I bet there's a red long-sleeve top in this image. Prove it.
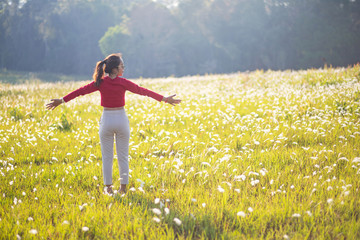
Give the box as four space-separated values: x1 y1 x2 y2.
63 76 164 107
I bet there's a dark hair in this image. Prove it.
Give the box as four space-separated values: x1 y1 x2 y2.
93 53 122 87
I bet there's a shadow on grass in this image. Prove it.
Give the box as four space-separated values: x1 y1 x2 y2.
112 192 236 239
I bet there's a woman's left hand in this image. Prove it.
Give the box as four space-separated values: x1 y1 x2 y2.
163 94 181 106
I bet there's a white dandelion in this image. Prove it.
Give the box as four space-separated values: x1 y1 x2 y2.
237 211 246 217
250 179 259 186
173 218 182 226
153 217 161 223
217 186 225 193
29 229 38 234
152 208 162 215
82 226 89 232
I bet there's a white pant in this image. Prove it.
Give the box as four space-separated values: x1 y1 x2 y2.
99 109 130 185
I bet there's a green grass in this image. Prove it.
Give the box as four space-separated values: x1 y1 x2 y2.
1 65 360 239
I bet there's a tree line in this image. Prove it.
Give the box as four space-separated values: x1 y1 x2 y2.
1 0 359 79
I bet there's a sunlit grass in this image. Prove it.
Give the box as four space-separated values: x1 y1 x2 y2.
1 65 360 239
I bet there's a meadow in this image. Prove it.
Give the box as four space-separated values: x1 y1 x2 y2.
1 66 360 239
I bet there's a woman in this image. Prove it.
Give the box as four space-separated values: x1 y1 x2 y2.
46 53 181 194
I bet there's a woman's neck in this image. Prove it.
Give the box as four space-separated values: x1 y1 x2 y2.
109 74 117 79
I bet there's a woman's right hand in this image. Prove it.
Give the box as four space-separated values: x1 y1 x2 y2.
163 94 181 106
46 99 63 110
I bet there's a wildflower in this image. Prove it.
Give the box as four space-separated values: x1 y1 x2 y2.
82 227 89 232
152 208 162 215
248 207 253 213
292 213 301 218
153 217 161 223
164 208 170 215
173 218 182 226
62 220 70 225
237 211 246 217
154 198 160 204
202 203 206 208
217 186 225 193
201 162 211 166
250 179 259 186
29 229 38 234
27 217 33 221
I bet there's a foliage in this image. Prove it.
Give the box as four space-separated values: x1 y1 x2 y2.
0 0 360 79
1 66 360 239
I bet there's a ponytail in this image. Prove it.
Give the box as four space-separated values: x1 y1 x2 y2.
93 54 122 87
93 60 106 87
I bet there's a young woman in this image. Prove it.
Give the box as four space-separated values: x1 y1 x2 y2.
46 53 181 194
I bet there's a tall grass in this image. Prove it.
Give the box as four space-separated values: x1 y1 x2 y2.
1 65 360 239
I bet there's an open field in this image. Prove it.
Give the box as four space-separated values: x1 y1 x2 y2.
1 66 360 239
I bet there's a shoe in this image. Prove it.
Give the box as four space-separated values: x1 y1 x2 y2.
105 186 113 195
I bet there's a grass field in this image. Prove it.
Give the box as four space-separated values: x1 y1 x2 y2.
1 66 360 239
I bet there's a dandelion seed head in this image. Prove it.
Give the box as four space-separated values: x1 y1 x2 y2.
173 218 182 226
152 208 162 215
237 211 246 217
217 186 225 193
29 229 38 234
